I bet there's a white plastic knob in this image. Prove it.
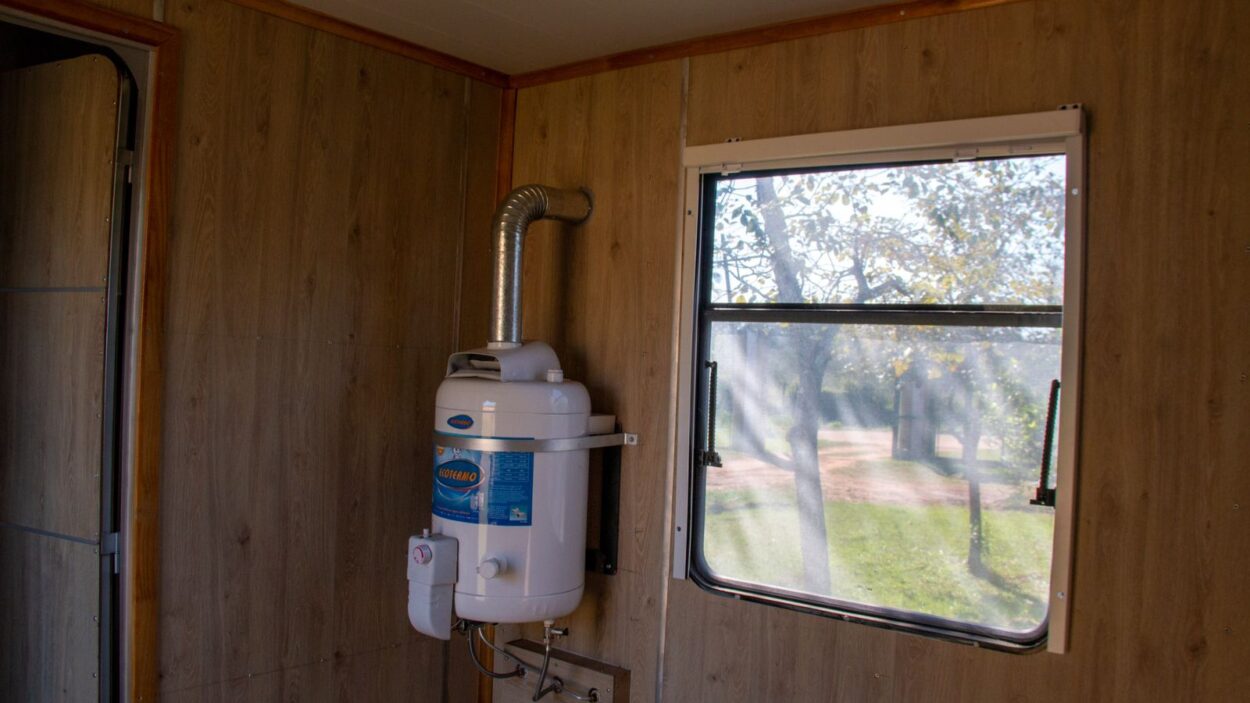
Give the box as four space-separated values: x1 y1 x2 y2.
478 557 505 579
412 544 433 565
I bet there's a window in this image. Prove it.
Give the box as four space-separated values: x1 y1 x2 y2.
673 110 1084 652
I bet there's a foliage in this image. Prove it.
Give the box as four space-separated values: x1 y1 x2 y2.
711 156 1066 475
703 488 1053 633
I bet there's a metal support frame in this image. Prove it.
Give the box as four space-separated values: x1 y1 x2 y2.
433 432 637 453
586 441 621 576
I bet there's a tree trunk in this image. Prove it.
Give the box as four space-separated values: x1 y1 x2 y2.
788 331 833 595
755 177 834 595
963 384 985 576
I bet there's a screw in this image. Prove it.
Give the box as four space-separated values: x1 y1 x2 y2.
1057 591 1066 600
1234 503 1241 511
1071 188 1080 196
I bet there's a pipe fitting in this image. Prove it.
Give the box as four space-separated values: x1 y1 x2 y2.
489 184 593 348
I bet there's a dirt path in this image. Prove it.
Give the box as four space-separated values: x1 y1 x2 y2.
706 428 1030 509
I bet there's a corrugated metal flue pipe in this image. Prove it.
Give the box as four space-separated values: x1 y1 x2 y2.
489 184 593 348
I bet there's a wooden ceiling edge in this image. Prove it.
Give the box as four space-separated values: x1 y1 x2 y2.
220 0 1029 91
507 0 1032 88
222 0 510 87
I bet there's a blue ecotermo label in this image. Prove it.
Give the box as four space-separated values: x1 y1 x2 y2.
447 414 474 430
432 442 533 526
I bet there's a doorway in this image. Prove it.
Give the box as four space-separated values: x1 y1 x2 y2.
1 20 137 702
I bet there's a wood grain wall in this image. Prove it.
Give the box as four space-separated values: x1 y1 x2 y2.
147 0 498 699
500 0 1250 700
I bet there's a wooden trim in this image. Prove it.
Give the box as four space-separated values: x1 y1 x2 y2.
507 0 1027 88
0 2 179 701
495 88 517 201
129 27 178 703
222 0 508 87
0 0 174 44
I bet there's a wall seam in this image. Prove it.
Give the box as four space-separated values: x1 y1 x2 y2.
654 55 691 703
450 76 472 358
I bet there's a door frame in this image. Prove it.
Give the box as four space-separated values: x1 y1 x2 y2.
0 2 177 700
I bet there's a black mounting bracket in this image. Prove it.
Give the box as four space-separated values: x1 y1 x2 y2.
585 434 622 576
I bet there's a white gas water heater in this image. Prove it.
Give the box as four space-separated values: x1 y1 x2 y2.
407 185 634 699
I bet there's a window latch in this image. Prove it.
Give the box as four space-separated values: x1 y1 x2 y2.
1030 379 1061 508
698 360 723 468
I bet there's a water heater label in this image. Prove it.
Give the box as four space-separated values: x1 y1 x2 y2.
447 414 474 430
432 444 533 526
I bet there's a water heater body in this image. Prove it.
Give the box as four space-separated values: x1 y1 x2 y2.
432 367 591 624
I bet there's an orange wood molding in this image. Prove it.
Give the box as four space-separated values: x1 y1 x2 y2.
223 0 509 87
130 25 178 703
509 0 1028 88
0 0 174 43
0 2 179 701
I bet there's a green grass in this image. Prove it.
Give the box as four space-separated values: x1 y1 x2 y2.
703 489 1054 632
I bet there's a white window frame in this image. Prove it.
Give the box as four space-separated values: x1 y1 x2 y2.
669 107 1086 653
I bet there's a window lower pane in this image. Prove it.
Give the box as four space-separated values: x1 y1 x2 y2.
700 321 1059 636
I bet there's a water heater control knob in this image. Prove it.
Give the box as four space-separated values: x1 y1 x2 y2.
412 544 433 565
477 557 506 579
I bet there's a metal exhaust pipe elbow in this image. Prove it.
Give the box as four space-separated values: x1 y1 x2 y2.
488 184 593 348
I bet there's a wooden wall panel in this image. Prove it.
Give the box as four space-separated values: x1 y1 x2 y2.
0 56 117 288
155 0 498 697
502 60 685 702
658 0 1250 701
0 529 100 701
494 0 1250 700
455 79 503 352
0 293 105 540
160 638 447 702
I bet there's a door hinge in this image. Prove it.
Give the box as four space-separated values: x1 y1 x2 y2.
118 149 135 184
100 531 121 574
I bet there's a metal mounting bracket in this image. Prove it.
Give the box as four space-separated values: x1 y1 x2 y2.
433 432 638 453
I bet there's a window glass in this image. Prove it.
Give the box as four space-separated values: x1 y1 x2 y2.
701 322 1059 634
709 157 1066 306
694 153 1067 642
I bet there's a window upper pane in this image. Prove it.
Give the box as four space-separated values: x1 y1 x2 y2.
709 156 1066 306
